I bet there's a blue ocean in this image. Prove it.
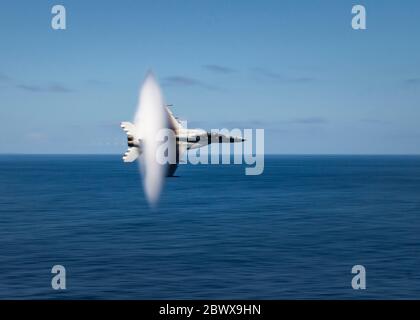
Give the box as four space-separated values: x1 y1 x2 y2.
0 155 419 299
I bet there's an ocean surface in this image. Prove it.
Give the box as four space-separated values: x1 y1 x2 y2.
0 155 419 299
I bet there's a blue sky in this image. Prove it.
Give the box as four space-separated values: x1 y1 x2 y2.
0 0 419 154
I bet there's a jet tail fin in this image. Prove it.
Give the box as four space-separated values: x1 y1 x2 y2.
166 106 184 130
121 121 137 138
123 147 140 162
121 121 141 162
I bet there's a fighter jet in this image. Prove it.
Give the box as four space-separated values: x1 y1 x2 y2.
120 73 244 205
121 105 245 177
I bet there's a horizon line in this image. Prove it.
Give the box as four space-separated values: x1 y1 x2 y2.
1 153 420 156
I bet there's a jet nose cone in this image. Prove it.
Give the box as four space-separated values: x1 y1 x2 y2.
230 136 245 142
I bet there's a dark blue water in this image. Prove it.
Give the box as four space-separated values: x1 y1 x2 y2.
0 155 419 299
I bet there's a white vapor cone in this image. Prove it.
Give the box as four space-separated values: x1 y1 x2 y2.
134 73 168 206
